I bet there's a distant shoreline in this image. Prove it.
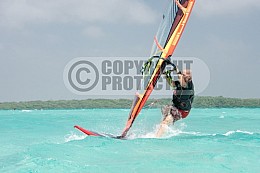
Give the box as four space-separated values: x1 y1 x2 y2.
0 96 260 110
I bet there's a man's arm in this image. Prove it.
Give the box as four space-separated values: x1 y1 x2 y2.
162 58 181 87
162 71 176 88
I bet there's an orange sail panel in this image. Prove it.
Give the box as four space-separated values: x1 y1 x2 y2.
121 0 195 138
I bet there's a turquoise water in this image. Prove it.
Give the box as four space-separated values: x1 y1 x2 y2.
0 108 259 173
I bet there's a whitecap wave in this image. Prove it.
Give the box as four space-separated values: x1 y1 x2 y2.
21 110 32 112
223 130 254 136
236 130 254 134
223 131 235 136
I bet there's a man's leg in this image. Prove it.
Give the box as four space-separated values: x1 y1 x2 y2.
156 105 182 137
156 105 174 137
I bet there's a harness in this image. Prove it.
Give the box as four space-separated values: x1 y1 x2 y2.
172 80 194 111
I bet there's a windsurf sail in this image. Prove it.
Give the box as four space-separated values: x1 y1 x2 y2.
120 0 195 138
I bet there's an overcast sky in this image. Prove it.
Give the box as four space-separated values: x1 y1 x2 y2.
0 0 259 102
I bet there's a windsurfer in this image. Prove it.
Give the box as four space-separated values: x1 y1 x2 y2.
156 65 194 137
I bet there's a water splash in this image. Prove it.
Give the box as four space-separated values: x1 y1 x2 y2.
64 132 86 142
127 122 190 139
127 124 256 140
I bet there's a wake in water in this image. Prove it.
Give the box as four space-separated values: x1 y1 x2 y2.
65 122 257 141
127 122 192 139
125 122 257 140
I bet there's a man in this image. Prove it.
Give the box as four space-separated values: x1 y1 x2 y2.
156 60 194 137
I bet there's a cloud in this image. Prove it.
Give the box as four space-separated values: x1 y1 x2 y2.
0 0 157 28
0 43 3 51
82 26 105 39
195 0 260 17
